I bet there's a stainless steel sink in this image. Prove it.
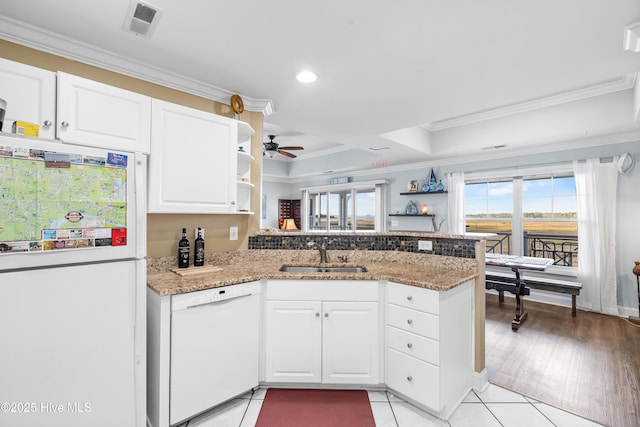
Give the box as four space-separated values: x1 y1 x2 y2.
280 265 368 273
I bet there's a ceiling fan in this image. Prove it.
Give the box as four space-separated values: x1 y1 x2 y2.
263 135 304 159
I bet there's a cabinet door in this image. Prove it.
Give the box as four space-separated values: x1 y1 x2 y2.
0 58 56 139
322 301 379 384
264 300 322 383
57 72 151 153
148 99 238 213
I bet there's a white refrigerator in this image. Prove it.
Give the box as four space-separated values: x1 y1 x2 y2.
0 134 146 427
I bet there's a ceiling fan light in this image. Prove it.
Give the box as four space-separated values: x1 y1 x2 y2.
296 70 318 83
265 150 277 159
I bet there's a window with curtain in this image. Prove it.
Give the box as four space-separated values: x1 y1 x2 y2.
465 174 578 267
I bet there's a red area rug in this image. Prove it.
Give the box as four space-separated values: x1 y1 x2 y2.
255 388 376 427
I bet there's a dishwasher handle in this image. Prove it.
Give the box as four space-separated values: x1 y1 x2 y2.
180 292 255 311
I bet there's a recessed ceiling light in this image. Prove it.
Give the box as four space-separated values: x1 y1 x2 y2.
296 70 318 83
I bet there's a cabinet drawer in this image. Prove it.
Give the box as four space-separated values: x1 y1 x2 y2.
266 280 379 302
387 281 439 315
387 304 439 340
386 348 439 409
386 326 439 366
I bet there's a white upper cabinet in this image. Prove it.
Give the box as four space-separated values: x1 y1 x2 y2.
148 99 238 214
57 72 151 153
0 58 56 139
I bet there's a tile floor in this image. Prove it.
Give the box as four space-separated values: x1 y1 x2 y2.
181 384 603 427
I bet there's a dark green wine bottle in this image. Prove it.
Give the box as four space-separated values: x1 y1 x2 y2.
178 228 190 268
194 227 205 267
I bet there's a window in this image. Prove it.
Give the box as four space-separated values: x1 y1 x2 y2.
522 176 577 266
302 180 386 232
465 180 514 255
465 173 577 267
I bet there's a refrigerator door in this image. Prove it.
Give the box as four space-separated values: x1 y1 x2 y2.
0 133 146 270
0 259 146 427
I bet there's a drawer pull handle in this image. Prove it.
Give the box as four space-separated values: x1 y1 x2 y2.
324 313 329 318
406 376 413 382
407 343 413 349
407 319 413 325
61 121 69 128
315 312 320 317
407 295 413 301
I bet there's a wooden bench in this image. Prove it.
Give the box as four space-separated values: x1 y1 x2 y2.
486 270 582 317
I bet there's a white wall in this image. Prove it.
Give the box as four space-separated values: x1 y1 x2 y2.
261 180 300 229
263 140 640 314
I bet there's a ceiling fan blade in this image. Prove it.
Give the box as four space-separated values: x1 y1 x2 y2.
277 146 304 150
278 150 297 158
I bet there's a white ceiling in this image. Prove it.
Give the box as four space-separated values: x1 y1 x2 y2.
2 0 640 172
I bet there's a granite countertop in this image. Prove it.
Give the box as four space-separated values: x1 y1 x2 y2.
147 250 479 296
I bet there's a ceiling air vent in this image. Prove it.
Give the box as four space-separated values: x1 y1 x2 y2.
122 0 163 39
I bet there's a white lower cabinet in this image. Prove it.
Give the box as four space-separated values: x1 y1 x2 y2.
264 300 322 382
322 301 379 383
385 280 474 419
264 280 380 385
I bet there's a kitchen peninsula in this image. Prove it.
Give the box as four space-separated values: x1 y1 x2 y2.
146 248 478 295
146 231 489 427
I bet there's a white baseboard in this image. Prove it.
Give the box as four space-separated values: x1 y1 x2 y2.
618 305 640 318
470 369 489 393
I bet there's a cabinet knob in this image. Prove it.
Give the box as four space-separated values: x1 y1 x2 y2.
42 120 52 128
407 319 413 325
406 376 413 382
315 312 320 317
324 313 329 318
407 295 413 301
407 343 413 349
61 121 69 128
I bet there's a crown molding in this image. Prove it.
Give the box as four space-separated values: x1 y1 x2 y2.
624 21 640 52
0 15 273 115
425 75 636 132
263 130 640 182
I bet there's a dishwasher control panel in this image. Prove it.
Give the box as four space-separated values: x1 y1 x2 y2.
171 281 261 311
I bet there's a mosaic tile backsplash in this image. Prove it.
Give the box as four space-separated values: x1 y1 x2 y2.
248 232 479 259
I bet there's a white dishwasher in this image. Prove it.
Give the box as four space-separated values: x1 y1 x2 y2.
169 281 261 425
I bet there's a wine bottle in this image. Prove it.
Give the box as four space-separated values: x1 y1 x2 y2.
194 227 205 267
178 228 190 268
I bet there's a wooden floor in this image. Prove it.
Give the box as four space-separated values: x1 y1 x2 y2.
485 295 640 427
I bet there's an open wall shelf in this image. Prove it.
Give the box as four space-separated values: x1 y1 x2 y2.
399 191 447 195
389 214 435 217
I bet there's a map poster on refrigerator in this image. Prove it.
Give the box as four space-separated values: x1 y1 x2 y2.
0 145 128 254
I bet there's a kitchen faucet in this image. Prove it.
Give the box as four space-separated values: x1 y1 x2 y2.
307 237 329 263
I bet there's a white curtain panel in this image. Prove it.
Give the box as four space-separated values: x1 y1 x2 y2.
447 172 466 234
573 158 619 314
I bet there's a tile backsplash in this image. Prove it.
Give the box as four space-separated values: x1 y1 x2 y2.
248 233 478 259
